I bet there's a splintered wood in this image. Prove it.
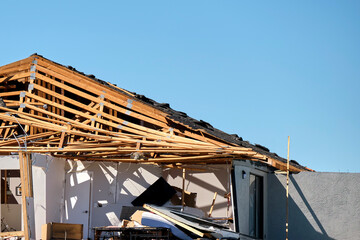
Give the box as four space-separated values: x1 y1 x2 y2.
0 55 303 171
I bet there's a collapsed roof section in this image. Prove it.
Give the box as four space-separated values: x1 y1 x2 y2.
0 54 309 172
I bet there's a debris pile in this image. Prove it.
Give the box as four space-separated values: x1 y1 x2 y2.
94 177 255 240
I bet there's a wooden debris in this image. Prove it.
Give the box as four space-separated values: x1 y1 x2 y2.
208 192 218 217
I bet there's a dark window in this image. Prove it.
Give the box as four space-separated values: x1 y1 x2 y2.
1 170 21 204
249 174 263 238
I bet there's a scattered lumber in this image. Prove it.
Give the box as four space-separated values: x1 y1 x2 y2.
143 204 248 239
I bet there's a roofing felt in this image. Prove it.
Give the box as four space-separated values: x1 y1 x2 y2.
27 54 308 171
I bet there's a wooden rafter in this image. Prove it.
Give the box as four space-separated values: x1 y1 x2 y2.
0 55 307 172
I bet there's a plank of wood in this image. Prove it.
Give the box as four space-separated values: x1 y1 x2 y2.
208 192 218 217
26 92 214 147
182 168 186 210
95 95 105 134
0 131 59 147
0 231 25 237
143 204 204 237
19 152 30 240
0 113 65 133
0 56 307 172
50 222 83 240
35 62 168 121
26 91 169 140
0 72 30 84
35 72 168 128
31 83 185 141
0 106 68 126
22 104 131 139
0 56 33 72
0 64 31 77
0 124 17 129
34 64 239 148
0 90 23 97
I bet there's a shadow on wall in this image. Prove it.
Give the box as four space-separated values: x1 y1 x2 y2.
162 166 232 217
267 174 335 240
116 163 161 204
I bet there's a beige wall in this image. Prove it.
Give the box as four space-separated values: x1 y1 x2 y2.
163 164 233 219
1 204 22 231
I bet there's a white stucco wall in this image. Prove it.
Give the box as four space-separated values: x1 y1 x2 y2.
32 164 46 239
32 154 65 239
2 155 253 239
63 160 162 237
0 155 19 170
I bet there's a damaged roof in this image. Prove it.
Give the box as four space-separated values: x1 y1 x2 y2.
0 54 310 172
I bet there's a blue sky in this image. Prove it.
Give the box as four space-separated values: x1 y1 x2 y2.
1 1 359 172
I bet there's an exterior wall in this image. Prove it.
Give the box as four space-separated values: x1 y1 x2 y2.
63 160 162 238
2 155 167 239
0 155 19 170
32 154 65 239
1 177 22 230
163 164 233 219
267 172 360 240
0 155 21 234
32 163 46 239
44 157 65 223
232 160 268 238
1 204 21 230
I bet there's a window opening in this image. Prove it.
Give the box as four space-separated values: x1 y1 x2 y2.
249 173 263 238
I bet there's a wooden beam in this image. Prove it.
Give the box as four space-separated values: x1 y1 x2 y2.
34 72 168 128
19 152 31 240
0 56 308 173
0 90 24 97
0 131 59 147
0 55 33 72
0 231 25 238
27 87 176 140
286 136 290 240
208 192 218 217
143 204 204 237
182 168 186 211
34 62 168 121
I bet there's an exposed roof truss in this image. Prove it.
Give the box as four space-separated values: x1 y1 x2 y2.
0 55 306 172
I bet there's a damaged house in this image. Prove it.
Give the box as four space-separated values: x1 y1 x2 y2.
0 54 358 240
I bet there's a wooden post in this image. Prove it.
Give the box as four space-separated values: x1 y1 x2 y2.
286 136 290 240
208 192 217 217
19 152 32 240
181 168 186 211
